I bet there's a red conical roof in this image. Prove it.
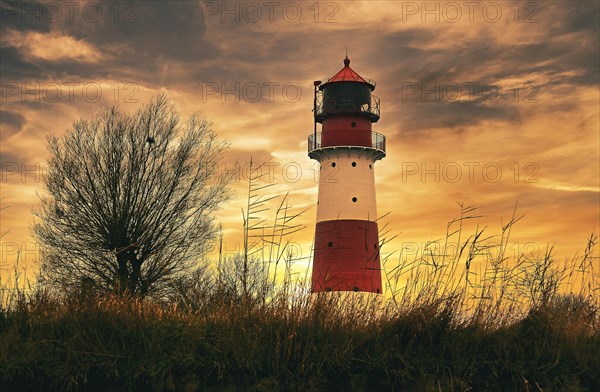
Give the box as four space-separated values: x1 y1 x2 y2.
321 56 375 89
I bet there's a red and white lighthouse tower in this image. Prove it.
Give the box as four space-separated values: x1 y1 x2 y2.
308 56 386 294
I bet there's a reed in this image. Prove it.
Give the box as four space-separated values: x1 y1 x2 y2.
1 185 598 391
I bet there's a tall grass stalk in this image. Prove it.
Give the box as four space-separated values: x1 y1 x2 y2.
1 185 598 390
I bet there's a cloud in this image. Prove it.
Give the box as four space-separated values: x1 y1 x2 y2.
0 110 25 138
0 0 52 33
3 30 103 62
0 45 41 80
57 1 215 62
0 0 597 263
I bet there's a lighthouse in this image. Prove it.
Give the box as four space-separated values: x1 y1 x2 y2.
308 56 385 294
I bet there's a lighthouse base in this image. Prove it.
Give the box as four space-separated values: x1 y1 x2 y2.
312 219 382 294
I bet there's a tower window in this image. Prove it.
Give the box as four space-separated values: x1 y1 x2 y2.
351 121 357 128
327 242 333 248
369 164 372 169
374 243 378 249
353 287 360 292
352 197 357 203
331 162 336 168
351 162 357 167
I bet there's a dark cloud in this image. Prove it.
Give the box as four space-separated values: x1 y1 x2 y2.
58 0 215 62
547 1 599 34
0 44 111 82
2 1 597 90
1 1 221 87
0 110 26 138
0 0 52 34
0 46 41 80
494 39 599 87
396 101 521 132
0 149 27 166
366 4 599 134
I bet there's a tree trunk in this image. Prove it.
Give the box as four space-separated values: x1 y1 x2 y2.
130 258 142 296
116 252 129 295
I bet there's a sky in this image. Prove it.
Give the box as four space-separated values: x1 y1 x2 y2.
1 0 599 287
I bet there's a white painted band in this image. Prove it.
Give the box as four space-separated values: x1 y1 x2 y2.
316 152 378 222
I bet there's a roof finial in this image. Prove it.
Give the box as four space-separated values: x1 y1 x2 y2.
343 52 350 67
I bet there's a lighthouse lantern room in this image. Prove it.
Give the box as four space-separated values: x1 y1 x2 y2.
308 56 385 294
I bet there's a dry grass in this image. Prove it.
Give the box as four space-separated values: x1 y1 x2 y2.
1 176 598 391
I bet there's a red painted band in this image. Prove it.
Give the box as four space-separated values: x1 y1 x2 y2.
312 219 382 293
322 115 373 148
322 116 372 132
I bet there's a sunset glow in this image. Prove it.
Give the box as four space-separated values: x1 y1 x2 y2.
1 1 598 289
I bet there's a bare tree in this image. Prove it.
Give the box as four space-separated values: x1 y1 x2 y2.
33 94 230 297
